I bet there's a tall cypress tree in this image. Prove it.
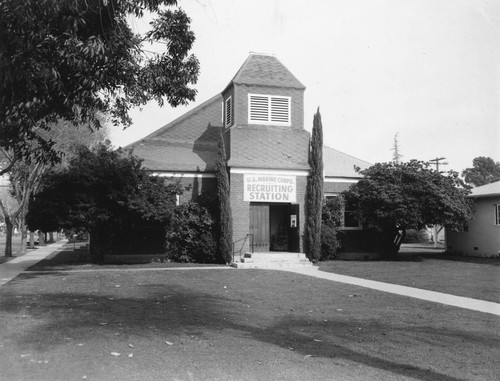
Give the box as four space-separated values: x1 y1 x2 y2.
215 128 233 264
305 108 324 261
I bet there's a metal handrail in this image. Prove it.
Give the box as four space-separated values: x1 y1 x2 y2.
232 233 254 263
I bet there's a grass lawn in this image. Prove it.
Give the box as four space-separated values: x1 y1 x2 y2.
0 258 499 380
319 252 500 304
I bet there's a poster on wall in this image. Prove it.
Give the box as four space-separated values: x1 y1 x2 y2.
244 174 296 203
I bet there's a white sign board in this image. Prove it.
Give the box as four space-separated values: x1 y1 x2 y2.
244 174 296 203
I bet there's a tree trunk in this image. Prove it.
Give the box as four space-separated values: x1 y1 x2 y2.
39 231 45 245
394 228 406 254
381 227 406 259
88 232 105 265
4 217 13 257
19 221 28 254
29 231 35 249
49 232 54 243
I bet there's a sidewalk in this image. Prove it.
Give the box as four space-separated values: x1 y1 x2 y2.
287 266 500 316
0 240 68 286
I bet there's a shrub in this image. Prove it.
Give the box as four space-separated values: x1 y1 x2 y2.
165 202 216 263
321 224 340 260
320 197 343 260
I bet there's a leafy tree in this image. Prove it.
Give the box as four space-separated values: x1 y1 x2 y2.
215 129 233 264
0 157 45 257
26 142 180 263
305 109 324 261
0 0 199 164
0 120 108 257
344 160 473 258
462 156 500 186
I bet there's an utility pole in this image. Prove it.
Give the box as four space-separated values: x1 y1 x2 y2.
428 157 448 173
428 157 448 249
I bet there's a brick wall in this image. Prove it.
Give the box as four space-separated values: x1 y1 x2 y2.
229 172 250 254
230 172 308 254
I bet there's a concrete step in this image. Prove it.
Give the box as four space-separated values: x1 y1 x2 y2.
243 252 307 259
232 251 313 269
231 261 313 269
241 257 310 263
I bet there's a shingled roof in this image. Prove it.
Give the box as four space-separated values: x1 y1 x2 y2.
225 54 305 90
323 146 372 178
228 125 310 170
126 95 223 172
127 54 371 177
469 180 500 198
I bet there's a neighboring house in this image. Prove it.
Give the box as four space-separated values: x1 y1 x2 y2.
446 180 500 257
129 53 370 256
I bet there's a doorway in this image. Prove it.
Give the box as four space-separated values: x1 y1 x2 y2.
249 203 300 252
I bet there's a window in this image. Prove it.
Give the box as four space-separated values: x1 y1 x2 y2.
248 94 291 125
495 204 500 225
344 204 360 228
224 96 232 127
343 199 361 229
324 195 361 230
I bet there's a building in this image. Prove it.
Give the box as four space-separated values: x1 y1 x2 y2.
128 54 370 261
446 180 500 257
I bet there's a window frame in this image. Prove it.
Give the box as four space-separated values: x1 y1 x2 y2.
248 94 291 126
495 204 500 225
324 194 362 231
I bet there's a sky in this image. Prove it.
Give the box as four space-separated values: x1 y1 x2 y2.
109 0 500 174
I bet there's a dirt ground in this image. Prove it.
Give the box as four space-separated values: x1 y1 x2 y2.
0 252 498 380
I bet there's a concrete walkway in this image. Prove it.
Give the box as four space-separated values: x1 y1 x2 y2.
0 240 68 286
2 243 499 317
287 266 500 317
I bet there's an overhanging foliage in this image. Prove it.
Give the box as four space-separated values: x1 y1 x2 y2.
0 0 199 163
344 160 473 256
26 142 181 263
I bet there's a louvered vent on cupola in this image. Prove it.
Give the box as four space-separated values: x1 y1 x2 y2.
224 96 232 127
248 94 291 126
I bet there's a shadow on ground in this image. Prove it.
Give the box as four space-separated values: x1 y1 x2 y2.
1 270 498 381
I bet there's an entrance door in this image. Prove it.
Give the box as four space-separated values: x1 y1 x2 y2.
270 205 289 251
250 203 300 253
249 203 269 252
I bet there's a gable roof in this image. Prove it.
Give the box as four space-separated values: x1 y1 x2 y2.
126 55 371 176
226 54 306 91
323 146 372 178
469 180 500 198
126 95 223 172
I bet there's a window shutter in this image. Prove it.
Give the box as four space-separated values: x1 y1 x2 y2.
248 94 291 125
249 95 269 122
225 97 232 127
270 96 290 124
